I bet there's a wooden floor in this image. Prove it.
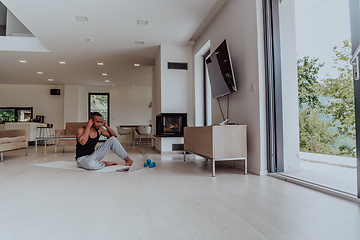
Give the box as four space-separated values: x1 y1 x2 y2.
0 146 360 240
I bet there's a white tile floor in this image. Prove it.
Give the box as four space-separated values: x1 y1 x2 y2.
0 145 360 240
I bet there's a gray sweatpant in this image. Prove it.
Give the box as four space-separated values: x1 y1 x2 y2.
76 136 128 170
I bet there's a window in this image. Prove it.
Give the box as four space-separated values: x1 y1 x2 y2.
88 93 110 141
0 107 33 122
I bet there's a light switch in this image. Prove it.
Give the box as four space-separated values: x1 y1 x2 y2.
251 83 256 91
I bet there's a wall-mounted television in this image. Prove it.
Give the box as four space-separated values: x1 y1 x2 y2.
206 39 237 98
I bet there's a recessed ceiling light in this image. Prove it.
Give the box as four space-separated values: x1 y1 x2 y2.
102 73 108 76
97 62 104 66
133 85 135 87
135 41 144 45
19 60 27 63
48 79 54 82
37 72 43 74
112 85 115 87
85 38 95 42
59 61 66 64
76 16 88 21
105 80 110 83
137 19 148 25
134 63 140 67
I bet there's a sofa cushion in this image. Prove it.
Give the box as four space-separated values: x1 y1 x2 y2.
7 136 26 143
0 136 26 144
0 137 10 144
65 122 87 135
0 142 27 152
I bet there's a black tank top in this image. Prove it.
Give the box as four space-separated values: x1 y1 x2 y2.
76 127 100 159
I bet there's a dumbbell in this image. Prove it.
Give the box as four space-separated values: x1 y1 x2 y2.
143 158 156 168
144 158 152 167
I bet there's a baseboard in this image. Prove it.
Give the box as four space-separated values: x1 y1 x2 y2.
158 150 184 154
222 161 267 176
245 167 268 176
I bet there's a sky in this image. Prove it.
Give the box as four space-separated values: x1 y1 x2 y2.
295 0 351 79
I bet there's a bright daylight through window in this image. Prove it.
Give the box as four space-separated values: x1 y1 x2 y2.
289 0 357 195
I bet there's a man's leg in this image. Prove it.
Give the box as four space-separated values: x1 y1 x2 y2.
94 137 133 165
76 154 106 170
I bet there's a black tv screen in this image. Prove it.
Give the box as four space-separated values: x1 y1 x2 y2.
206 40 237 98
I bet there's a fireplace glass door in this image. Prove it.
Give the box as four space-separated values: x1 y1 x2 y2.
156 113 187 137
163 116 181 135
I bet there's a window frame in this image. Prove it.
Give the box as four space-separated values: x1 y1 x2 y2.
88 93 110 125
0 107 33 122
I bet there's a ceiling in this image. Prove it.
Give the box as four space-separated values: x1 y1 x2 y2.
0 0 224 87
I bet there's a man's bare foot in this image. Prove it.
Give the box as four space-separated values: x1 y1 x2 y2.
124 156 133 166
102 161 118 166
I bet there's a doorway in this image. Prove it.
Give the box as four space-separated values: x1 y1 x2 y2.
88 93 109 141
265 0 359 199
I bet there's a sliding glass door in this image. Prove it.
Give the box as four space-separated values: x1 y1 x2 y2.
265 0 359 199
349 0 360 198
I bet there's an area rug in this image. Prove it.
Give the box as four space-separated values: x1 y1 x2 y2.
32 161 127 173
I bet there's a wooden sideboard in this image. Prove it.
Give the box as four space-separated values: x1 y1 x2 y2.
184 125 247 177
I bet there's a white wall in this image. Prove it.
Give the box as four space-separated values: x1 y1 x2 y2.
279 0 300 172
192 0 267 175
0 83 151 144
153 45 194 152
64 85 80 123
6 9 32 36
0 84 64 129
160 45 193 115
64 85 152 143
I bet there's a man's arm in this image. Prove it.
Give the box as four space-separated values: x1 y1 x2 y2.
77 119 93 145
99 120 117 138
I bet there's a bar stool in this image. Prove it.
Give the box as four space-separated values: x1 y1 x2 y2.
37 123 55 145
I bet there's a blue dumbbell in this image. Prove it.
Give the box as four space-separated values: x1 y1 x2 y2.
149 162 156 168
144 158 152 167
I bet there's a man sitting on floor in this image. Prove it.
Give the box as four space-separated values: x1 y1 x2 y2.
76 112 133 170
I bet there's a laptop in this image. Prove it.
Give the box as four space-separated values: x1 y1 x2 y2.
116 157 145 172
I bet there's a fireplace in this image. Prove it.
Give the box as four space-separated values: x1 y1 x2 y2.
156 113 187 137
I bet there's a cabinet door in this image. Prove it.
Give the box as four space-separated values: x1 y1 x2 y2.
194 126 213 158
184 126 213 158
213 125 247 159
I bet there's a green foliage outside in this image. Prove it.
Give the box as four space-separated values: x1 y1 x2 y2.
90 94 109 122
89 94 109 141
0 109 15 122
321 40 355 139
299 108 338 154
297 56 325 111
298 40 356 157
